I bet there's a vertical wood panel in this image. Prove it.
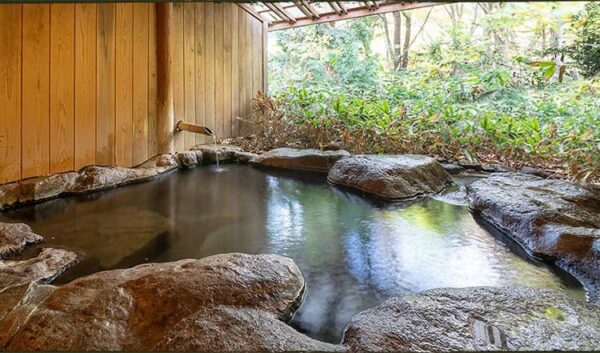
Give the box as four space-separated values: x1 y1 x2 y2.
0 5 22 183
231 6 239 138
132 2 149 165
75 3 96 170
204 3 215 142
0 4 265 183
50 4 75 174
148 5 158 157
237 10 247 136
251 18 260 102
223 4 232 138
194 2 205 145
115 3 133 166
245 13 253 129
263 21 268 93
22 4 50 178
183 2 196 149
214 4 224 140
172 2 184 151
97 3 115 165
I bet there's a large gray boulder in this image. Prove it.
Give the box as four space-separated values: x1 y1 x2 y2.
251 148 350 173
467 173 600 300
328 155 451 200
0 222 43 258
343 286 600 352
0 253 326 351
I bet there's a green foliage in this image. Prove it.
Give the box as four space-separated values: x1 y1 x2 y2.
264 2 600 178
276 72 599 170
570 2 600 77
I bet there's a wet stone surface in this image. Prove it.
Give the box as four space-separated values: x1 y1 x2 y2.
0 247 78 289
0 222 43 258
0 253 332 352
467 173 600 302
342 286 600 352
328 154 451 200
0 165 585 343
251 148 350 173
191 144 244 163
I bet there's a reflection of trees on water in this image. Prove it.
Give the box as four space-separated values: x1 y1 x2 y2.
264 177 585 340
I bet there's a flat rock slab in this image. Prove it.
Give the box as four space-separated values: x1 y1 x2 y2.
467 173 600 299
0 222 43 258
1 253 313 351
0 154 180 209
70 154 179 193
35 207 171 269
0 248 78 289
343 286 600 352
251 148 350 173
191 144 244 163
328 155 451 200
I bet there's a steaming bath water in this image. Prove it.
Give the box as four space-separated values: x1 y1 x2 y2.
0 165 584 343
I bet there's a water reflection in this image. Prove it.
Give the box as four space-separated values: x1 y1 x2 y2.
261 171 583 342
0 165 584 343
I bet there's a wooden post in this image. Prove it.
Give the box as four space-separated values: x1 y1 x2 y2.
156 2 174 154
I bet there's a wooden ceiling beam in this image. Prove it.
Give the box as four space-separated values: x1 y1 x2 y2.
329 2 344 16
239 4 268 23
265 2 296 24
336 2 348 15
300 0 321 19
293 1 314 19
269 2 442 31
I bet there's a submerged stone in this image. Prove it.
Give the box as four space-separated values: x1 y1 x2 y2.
467 173 600 299
0 222 43 258
251 148 350 173
1 253 308 351
191 144 244 163
328 155 451 200
34 207 171 269
342 286 600 352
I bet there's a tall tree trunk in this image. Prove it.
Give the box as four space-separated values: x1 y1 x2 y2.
393 11 402 71
380 14 394 70
401 13 412 68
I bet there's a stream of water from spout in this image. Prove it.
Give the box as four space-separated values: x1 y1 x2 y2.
213 135 220 170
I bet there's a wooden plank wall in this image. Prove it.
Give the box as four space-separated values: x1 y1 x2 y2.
0 3 266 184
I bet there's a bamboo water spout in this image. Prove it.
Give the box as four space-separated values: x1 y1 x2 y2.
176 121 214 137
